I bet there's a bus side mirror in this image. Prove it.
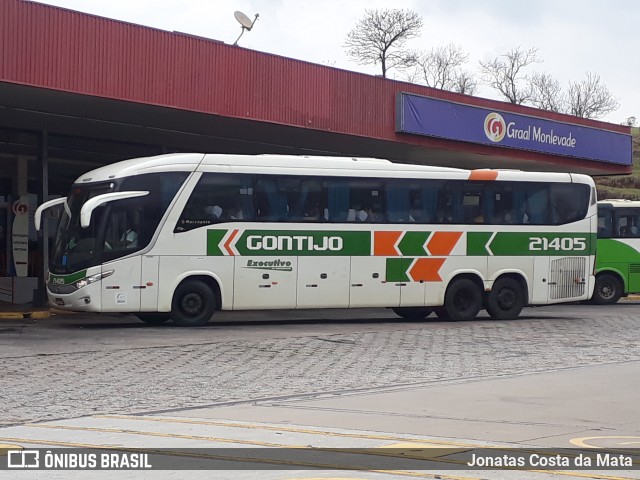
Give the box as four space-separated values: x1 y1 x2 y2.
35 197 69 231
80 191 149 228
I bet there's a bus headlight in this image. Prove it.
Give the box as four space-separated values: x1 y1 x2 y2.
75 270 114 289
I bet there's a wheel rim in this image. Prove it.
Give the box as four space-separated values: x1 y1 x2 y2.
496 288 516 310
599 283 614 299
181 292 204 316
454 290 472 313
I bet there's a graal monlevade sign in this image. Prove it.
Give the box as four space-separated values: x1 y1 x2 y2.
396 92 632 166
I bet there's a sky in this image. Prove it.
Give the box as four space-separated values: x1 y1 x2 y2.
35 0 639 125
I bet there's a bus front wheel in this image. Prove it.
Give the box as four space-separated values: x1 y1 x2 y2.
592 274 622 305
441 278 482 321
486 277 525 320
392 307 433 320
171 279 216 327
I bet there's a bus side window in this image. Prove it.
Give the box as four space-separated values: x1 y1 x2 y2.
282 178 323 222
550 183 590 225
256 177 289 221
325 179 349 222
349 180 385 223
387 182 410 222
597 208 613 237
176 173 254 231
522 184 549 224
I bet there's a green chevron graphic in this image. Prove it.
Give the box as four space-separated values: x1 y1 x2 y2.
397 231 431 256
385 258 412 282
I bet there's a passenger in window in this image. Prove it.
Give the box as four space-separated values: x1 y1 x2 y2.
121 225 138 248
205 205 223 220
227 203 244 221
370 205 384 222
119 211 140 248
303 202 321 221
356 209 369 222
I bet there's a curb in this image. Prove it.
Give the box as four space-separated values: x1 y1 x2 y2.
0 310 51 320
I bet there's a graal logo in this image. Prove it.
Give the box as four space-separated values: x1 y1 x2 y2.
8 450 39 468
484 112 506 142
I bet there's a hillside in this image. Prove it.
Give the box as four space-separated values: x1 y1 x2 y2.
595 128 640 200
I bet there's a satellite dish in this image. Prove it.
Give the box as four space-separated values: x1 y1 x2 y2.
234 11 254 30
232 10 259 46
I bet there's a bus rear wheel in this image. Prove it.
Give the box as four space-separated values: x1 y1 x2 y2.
171 279 216 327
486 277 525 320
440 278 482 321
136 313 171 325
591 273 622 305
392 307 433 320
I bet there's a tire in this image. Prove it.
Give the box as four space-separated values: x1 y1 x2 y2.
392 307 433 320
171 279 216 327
136 313 171 325
441 278 482 321
591 273 622 305
486 277 525 320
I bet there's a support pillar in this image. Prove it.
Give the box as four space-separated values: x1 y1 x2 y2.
34 130 49 307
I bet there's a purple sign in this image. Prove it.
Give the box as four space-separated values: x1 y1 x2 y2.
396 92 632 166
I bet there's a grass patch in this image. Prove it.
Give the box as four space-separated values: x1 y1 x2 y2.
594 131 640 200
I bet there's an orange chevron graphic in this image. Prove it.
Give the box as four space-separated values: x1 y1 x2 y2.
409 258 446 282
224 229 239 256
468 169 499 181
427 231 462 256
374 231 402 256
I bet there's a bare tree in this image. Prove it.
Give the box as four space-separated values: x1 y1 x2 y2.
410 43 468 89
404 43 478 95
567 72 620 119
479 46 541 104
622 116 637 127
451 70 479 95
529 72 565 112
344 9 423 78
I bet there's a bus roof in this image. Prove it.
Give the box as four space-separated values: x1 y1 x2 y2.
598 199 640 208
74 153 593 185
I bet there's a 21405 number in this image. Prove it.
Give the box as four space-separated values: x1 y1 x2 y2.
529 237 587 251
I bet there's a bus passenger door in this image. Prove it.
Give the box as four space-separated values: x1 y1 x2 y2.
140 255 159 310
233 256 297 309
350 257 400 308
101 256 142 312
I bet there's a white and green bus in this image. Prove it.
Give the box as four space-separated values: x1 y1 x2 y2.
593 199 640 304
36 153 597 326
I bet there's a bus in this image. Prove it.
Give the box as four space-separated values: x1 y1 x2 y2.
593 199 640 304
35 153 597 327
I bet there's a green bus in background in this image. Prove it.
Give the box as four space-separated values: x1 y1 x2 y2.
594 200 640 304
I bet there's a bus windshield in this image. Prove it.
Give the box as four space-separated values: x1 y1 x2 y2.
50 183 114 274
50 172 189 274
